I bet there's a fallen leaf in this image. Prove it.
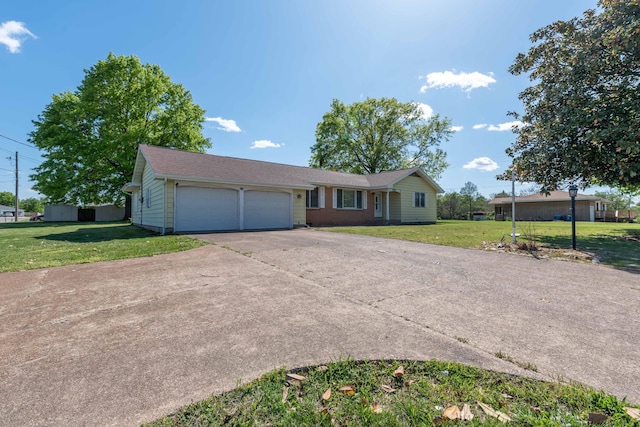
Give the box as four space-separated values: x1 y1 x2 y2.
625 407 640 420
394 366 404 377
316 365 328 372
287 373 306 381
281 387 289 403
443 405 461 420
588 413 609 424
322 388 331 401
380 384 396 393
321 408 329 414
460 404 474 421
404 380 415 387
478 402 512 423
370 403 383 413
339 385 355 395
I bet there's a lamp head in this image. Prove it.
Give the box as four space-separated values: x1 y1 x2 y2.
568 185 578 198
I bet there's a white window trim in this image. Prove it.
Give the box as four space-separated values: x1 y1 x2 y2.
146 188 151 208
306 186 326 209
333 188 365 210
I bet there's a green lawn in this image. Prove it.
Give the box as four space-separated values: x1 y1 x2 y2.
145 359 640 426
324 220 640 271
0 221 206 273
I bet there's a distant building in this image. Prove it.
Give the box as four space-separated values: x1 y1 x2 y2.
488 191 614 222
0 204 25 217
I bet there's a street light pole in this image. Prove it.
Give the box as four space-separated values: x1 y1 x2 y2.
569 185 578 250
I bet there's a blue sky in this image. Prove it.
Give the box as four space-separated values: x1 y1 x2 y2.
1 0 599 200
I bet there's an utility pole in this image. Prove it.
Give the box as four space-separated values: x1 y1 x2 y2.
511 168 516 244
14 151 19 222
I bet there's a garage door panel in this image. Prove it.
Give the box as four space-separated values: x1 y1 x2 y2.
244 191 291 229
175 187 238 231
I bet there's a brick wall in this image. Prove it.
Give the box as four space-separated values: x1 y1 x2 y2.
306 187 377 226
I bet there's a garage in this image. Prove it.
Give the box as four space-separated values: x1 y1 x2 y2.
175 186 239 232
243 190 291 230
174 187 292 232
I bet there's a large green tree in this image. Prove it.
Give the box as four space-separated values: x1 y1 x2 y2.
310 97 452 178
437 192 463 220
594 188 639 210
0 191 15 207
19 197 45 213
460 181 481 220
504 0 640 192
29 53 211 210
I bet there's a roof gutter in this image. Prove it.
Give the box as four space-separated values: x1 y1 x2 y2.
158 174 315 190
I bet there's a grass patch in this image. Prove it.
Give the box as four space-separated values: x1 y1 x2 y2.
495 351 538 372
144 359 639 426
0 221 206 273
324 220 640 271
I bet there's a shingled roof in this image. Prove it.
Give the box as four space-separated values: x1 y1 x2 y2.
489 190 607 204
129 144 444 192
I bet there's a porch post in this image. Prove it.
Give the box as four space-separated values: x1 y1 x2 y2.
385 190 390 221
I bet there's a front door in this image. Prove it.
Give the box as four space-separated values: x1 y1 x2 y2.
374 193 382 218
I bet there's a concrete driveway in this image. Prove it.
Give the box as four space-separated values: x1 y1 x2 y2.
1 229 638 426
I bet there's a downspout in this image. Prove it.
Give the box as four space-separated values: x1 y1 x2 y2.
162 177 167 235
140 181 143 229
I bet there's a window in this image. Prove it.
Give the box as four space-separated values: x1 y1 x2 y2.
413 192 426 208
336 189 364 209
145 188 151 208
306 187 325 208
306 187 319 208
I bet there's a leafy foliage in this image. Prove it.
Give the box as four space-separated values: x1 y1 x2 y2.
0 191 15 206
310 98 452 178
438 184 488 220
29 53 211 206
594 188 640 210
437 192 464 219
504 0 640 192
19 197 44 213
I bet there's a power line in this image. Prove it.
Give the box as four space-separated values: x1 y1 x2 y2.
0 133 37 149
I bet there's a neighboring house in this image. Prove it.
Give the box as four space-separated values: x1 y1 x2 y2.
488 191 616 222
123 144 444 233
44 204 125 222
0 204 24 217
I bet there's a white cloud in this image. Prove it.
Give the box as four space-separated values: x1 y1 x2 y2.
487 120 523 132
251 140 281 149
463 157 499 172
0 21 36 53
473 124 488 130
449 125 463 132
420 70 496 93
204 117 242 132
416 102 433 120
205 116 241 132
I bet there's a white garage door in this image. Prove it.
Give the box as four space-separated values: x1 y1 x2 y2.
244 190 291 230
175 187 239 232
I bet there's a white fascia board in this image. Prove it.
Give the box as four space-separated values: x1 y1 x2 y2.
160 174 315 190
